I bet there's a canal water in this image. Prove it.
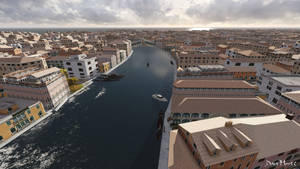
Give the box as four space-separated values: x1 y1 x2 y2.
0 46 176 169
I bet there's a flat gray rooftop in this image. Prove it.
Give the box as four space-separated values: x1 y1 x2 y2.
272 76 300 86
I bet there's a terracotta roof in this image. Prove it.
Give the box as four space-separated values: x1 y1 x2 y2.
0 56 42 63
238 50 262 57
173 80 256 89
171 96 282 115
263 64 291 74
282 90 300 103
169 114 300 168
226 66 256 72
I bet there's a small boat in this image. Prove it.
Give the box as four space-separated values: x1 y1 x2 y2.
152 94 167 102
95 87 106 98
146 62 150 67
170 60 174 65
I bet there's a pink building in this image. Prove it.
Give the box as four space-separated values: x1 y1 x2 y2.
0 67 70 110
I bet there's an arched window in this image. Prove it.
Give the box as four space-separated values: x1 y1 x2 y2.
201 113 209 118
182 119 190 123
183 113 190 118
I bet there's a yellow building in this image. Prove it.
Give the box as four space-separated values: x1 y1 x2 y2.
99 62 111 73
0 97 47 143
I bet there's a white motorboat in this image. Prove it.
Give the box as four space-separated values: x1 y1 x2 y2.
152 94 167 102
95 87 106 99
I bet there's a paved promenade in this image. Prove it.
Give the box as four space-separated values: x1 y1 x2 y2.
158 100 172 169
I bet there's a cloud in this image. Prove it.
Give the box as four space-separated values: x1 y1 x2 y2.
186 0 300 26
0 0 300 27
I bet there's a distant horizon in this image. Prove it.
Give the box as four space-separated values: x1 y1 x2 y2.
1 26 300 30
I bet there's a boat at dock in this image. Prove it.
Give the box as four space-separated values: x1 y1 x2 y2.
94 74 124 81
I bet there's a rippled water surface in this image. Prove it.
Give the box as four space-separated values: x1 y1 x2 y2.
0 46 176 169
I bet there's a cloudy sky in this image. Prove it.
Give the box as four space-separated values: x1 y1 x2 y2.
1 0 300 28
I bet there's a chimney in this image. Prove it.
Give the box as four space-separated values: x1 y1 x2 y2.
286 113 295 120
225 121 233 127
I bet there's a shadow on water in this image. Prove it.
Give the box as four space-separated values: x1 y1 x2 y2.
0 46 176 169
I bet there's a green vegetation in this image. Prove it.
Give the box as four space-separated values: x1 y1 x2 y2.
62 74 84 93
69 84 83 93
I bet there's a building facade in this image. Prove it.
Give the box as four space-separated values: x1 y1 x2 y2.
0 67 70 110
170 79 282 125
0 54 48 76
257 75 300 106
0 97 47 143
277 91 300 124
63 54 98 80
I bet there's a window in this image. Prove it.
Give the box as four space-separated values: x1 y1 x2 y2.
276 86 282 91
0 136 3 141
6 121 11 126
268 81 273 85
89 67 92 70
30 116 35 121
288 149 298 155
193 143 197 148
220 162 224 166
258 158 265 162
88 61 91 65
10 127 16 133
272 98 278 104
235 63 241 66
229 114 237 118
278 152 284 156
66 62 71 65
275 90 281 96
237 164 241 169
249 63 255 66
201 113 209 118
68 68 72 71
36 105 40 109
77 63 82 66
254 166 260 169
78 68 83 72
285 155 292 161
38 111 43 117
27 110 31 114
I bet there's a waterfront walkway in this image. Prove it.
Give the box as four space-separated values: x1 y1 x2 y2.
158 101 172 169
158 74 176 169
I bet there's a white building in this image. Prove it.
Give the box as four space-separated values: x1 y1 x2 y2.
63 54 98 80
257 74 300 106
119 50 127 62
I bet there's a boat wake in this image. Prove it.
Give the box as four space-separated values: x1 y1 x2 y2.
95 87 106 99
